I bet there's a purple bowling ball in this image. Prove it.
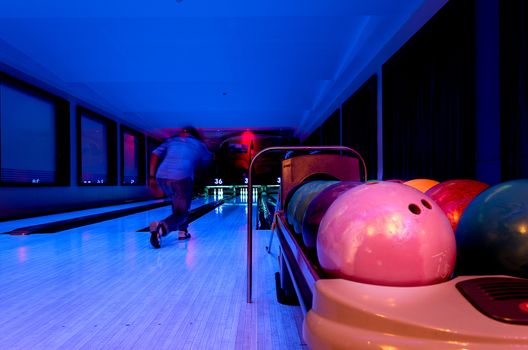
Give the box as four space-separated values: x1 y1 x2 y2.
302 181 362 250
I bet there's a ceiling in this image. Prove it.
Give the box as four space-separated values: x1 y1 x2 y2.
0 0 446 140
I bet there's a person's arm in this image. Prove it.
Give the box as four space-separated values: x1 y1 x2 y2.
149 153 161 188
150 153 160 177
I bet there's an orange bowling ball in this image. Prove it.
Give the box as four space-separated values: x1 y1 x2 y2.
404 178 439 193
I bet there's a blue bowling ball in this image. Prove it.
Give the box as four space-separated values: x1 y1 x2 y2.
456 179 528 278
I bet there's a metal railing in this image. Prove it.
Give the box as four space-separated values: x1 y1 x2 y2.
246 146 367 303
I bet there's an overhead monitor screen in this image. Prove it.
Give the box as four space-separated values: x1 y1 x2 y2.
80 114 109 184
122 131 139 184
0 83 56 184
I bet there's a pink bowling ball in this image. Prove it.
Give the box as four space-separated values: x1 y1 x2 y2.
317 181 456 287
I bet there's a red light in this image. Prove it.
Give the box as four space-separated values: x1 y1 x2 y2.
240 131 255 152
241 131 254 143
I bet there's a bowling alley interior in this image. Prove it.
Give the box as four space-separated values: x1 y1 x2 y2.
1 0 528 349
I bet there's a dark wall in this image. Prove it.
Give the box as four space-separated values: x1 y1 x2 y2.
321 109 340 146
302 0 527 185
382 0 476 181
303 127 322 146
500 0 528 180
0 66 159 221
342 75 377 180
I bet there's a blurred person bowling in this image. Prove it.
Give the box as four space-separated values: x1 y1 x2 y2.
149 126 212 248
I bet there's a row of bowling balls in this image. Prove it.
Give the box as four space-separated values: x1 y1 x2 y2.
284 178 528 287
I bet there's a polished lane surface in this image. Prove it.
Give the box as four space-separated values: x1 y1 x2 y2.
0 196 305 349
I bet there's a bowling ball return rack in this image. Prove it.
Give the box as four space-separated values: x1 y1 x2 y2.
246 147 528 349
246 146 366 303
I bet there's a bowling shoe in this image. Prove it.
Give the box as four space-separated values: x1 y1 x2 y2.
149 221 166 248
178 229 191 240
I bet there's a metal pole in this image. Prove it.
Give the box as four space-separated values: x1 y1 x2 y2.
246 146 366 303
247 158 253 303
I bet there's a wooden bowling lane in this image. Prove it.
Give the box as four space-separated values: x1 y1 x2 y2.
0 197 305 349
